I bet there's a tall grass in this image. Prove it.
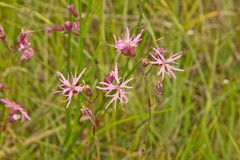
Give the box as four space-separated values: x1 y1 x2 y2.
0 0 240 159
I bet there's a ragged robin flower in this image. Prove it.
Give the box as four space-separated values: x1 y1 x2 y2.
0 98 31 123
113 27 144 57
150 48 184 81
96 63 133 111
53 68 86 108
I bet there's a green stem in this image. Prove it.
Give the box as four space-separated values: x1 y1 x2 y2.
90 103 101 160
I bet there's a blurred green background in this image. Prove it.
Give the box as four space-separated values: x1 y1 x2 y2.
0 0 240 159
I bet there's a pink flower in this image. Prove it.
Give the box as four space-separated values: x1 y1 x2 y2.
18 29 34 61
96 64 133 111
0 98 31 123
53 68 86 108
150 48 184 81
113 27 144 57
21 48 34 60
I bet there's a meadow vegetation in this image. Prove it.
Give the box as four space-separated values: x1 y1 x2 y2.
0 0 240 159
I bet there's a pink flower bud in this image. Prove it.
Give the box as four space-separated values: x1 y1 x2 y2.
45 28 52 35
104 71 115 84
51 25 64 31
81 106 95 124
156 48 167 59
68 5 78 17
84 85 93 97
65 21 73 32
0 83 4 90
0 26 6 43
156 81 163 95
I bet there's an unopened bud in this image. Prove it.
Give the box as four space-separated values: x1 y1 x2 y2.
68 5 78 17
65 21 72 32
104 71 115 83
81 106 95 124
156 48 167 59
0 26 6 43
84 85 93 97
140 58 149 67
52 25 64 31
45 28 52 35
0 28 6 43
0 83 4 90
156 81 163 95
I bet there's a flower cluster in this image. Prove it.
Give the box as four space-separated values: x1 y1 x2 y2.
96 64 133 111
17 29 34 60
53 68 86 108
0 98 31 123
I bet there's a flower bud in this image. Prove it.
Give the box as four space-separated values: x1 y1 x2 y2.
156 81 163 95
156 48 167 59
81 106 95 124
65 21 73 32
45 28 52 35
68 5 78 17
0 26 6 43
104 71 115 83
140 58 149 67
0 83 4 90
84 85 93 97
51 25 64 31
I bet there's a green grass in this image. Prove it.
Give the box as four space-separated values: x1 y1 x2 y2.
0 0 240 159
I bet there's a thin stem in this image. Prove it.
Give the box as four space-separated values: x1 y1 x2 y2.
80 93 92 104
93 91 101 103
90 103 101 160
145 65 154 77
134 58 153 158
94 134 101 160
134 58 145 76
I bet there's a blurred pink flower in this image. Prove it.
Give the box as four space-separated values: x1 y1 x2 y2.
150 48 184 81
53 68 86 108
96 64 133 111
0 98 31 123
21 48 34 60
18 29 34 60
113 27 144 57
